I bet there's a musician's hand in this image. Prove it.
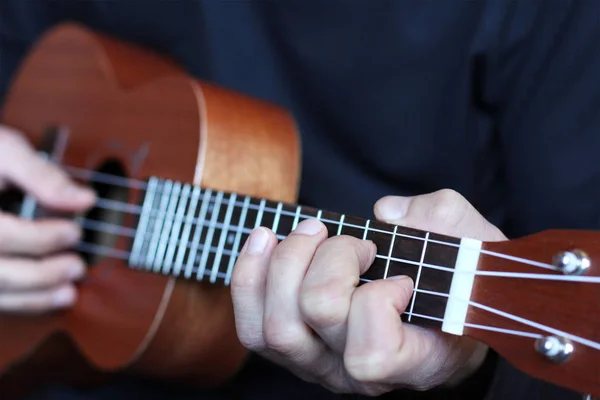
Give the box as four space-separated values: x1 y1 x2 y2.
231 189 506 395
0 125 95 313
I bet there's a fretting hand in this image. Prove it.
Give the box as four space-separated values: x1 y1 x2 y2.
231 189 506 395
0 125 95 313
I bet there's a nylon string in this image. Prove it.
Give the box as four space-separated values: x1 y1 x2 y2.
22 165 600 349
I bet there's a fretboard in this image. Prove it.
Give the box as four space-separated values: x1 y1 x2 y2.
127 177 481 333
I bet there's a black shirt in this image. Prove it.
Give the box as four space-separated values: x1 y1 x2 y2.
1 1 597 399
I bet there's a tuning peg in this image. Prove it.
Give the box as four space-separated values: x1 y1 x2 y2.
535 335 574 363
552 249 590 275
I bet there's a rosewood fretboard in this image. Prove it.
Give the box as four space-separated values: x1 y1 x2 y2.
122 177 477 332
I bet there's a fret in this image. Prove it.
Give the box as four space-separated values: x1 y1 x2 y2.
183 188 212 278
291 205 301 230
210 193 237 283
254 198 266 228
407 231 429 322
173 185 200 276
318 210 342 238
336 214 345 236
196 190 224 280
224 195 251 285
153 181 181 272
383 226 398 279
129 177 159 267
162 183 190 274
363 219 370 240
272 201 283 234
144 179 173 269
255 199 278 233
274 202 300 238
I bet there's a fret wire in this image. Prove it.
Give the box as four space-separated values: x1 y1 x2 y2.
292 205 301 230
316 209 322 220
129 177 158 267
225 195 251 285
254 199 266 227
337 214 345 236
211 193 237 283
162 183 190 274
153 181 181 273
183 188 212 278
383 225 397 279
173 185 200 276
272 202 283 234
196 191 224 280
362 219 370 240
407 232 430 321
145 180 172 269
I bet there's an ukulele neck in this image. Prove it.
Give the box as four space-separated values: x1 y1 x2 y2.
128 176 483 336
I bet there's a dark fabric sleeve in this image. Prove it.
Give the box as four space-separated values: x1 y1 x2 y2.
0 0 56 106
482 1 600 399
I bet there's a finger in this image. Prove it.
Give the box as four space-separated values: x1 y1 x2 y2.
0 126 95 211
231 227 278 352
344 277 463 390
0 253 85 292
343 277 426 386
0 212 82 255
373 189 506 241
0 283 77 313
262 219 331 367
299 235 375 353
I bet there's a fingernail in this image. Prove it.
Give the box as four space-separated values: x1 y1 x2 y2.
247 227 269 254
387 274 411 281
376 196 409 221
293 218 322 235
53 287 76 307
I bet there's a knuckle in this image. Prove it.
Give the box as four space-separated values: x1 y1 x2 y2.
344 350 397 383
300 283 349 329
270 240 308 265
323 234 356 250
428 189 466 226
263 320 304 356
325 235 374 265
352 281 379 303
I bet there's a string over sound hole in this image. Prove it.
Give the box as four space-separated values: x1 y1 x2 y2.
80 158 130 265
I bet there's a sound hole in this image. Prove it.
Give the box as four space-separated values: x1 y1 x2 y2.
81 159 129 265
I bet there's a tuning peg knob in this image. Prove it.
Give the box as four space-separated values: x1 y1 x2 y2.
552 249 590 275
535 336 574 363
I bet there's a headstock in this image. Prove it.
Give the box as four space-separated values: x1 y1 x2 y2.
466 229 600 396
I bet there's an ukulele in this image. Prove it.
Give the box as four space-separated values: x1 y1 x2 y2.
0 23 597 399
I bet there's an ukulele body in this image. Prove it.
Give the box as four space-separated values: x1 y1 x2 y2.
0 23 300 396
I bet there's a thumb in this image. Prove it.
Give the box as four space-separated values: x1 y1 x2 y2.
373 189 506 241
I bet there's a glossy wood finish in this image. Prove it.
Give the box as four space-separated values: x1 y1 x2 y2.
0 23 300 397
467 230 600 396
